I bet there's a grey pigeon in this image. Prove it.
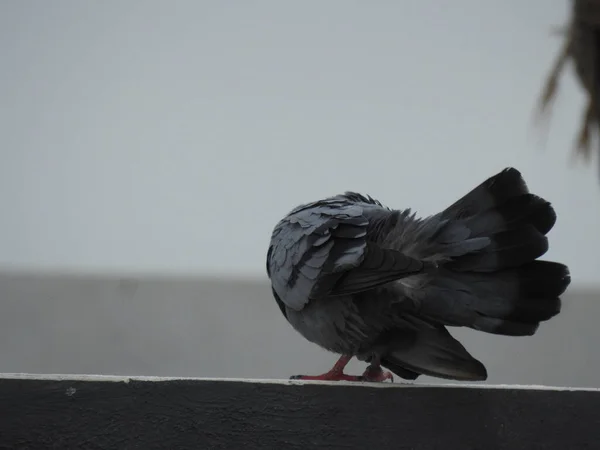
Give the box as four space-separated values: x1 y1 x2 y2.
266 168 571 382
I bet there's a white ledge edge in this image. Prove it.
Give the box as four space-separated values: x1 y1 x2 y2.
0 373 598 391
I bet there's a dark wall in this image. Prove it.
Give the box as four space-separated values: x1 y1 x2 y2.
0 272 598 386
1 377 599 450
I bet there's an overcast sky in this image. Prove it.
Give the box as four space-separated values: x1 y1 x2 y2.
1 1 597 284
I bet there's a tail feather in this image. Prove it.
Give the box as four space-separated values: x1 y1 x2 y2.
442 167 528 220
472 260 569 335
381 168 569 381
463 193 557 237
447 225 549 272
416 167 571 337
517 259 571 299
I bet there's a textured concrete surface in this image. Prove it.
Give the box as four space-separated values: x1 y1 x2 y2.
2 377 600 450
0 273 597 387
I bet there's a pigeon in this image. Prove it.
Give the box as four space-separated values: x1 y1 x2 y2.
266 167 571 382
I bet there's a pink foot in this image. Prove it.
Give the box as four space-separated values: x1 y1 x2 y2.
289 355 393 383
289 371 363 382
290 367 394 383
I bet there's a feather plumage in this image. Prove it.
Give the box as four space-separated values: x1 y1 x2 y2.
266 168 571 381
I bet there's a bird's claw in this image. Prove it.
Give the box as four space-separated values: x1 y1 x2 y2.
289 369 393 383
361 368 394 383
289 372 363 382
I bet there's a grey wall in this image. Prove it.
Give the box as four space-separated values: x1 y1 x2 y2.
1 273 597 388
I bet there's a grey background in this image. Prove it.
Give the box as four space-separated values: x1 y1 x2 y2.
0 1 599 283
1 2 598 387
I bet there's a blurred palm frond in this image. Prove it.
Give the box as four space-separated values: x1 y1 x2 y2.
536 0 600 167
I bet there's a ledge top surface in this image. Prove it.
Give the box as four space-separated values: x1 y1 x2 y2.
0 372 598 391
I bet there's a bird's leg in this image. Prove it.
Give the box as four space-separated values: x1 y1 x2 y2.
360 356 394 383
290 355 363 381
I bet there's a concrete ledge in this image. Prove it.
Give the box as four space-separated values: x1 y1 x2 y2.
1 374 599 450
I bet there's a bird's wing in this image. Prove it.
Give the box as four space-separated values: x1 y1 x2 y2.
267 201 425 312
381 317 488 381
